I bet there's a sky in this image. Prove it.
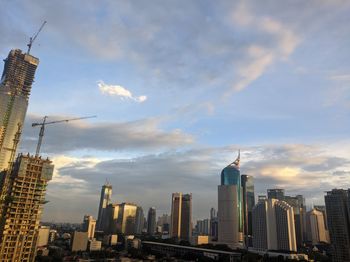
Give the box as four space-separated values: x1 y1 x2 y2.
1 0 350 223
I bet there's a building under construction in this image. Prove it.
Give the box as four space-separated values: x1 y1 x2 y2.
0 49 39 171
0 153 54 261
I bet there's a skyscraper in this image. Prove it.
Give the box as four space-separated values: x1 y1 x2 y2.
170 192 192 240
284 195 307 247
241 174 255 246
106 202 138 235
314 205 328 230
325 189 350 262
267 189 285 200
195 219 210 235
210 207 218 240
252 198 297 252
135 206 145 235
218 151 244 248
0 49 39 171
275 200 297 251
147 207 157 235
306 208 329 245
0 153 54 261
96 182 112 231
83 215 96 239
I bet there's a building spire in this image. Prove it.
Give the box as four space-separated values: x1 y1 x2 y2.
233 149 240 167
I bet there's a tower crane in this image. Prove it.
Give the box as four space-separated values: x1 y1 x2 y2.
32 115 97 157
27 21 47 54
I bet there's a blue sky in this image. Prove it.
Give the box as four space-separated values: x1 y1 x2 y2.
1 0 350 222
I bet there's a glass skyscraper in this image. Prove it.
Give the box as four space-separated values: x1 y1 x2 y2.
96 182 112 231
218 151 244 248
241 174 255 246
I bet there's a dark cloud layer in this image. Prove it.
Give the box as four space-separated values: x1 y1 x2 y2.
19 114 193 154
42 144 350 222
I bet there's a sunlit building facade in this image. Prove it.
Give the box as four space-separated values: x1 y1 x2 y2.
252 198 297 252
218 151 244 248
96 182 112 231
83 215 96 239
170 192 192 240
0 154 54 261
306 208 329 245
106 202 138 235
0 49 39 171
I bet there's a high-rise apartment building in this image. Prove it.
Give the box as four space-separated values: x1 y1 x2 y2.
275 200 297 251
210 207 218 240
325 189 350 262
306 208 329 245
170 192 192 240
241 174 255 246
0 154 54 261
0 49 39 171
147 207 156 235
106 202 138 235
96 182 112 231
218 152 244 248
267 189 307 247
267 189 285 200
284 195 307 247
252 198 297 252
135 206 145 234
195 219 210 235
83 215 96 239
314 205 328 230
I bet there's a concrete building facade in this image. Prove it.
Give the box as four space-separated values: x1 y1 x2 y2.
252 198 297 252
0 154 54 261
0 50 39 171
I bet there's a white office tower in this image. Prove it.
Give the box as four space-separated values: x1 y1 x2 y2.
252 198 297 252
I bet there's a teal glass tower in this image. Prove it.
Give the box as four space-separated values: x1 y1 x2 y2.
220 151 243 233
218 151 244 248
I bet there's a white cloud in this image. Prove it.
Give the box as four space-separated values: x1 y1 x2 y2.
225 2 300 96
98 80 147 103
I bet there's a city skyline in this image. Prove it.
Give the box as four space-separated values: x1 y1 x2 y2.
1 0 350 223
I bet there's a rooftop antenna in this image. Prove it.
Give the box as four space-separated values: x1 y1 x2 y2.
27 21 47 54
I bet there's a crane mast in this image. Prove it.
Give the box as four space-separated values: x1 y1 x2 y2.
32 115 97 157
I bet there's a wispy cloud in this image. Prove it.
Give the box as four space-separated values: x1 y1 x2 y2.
98 81 147 103
226 2 300 96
